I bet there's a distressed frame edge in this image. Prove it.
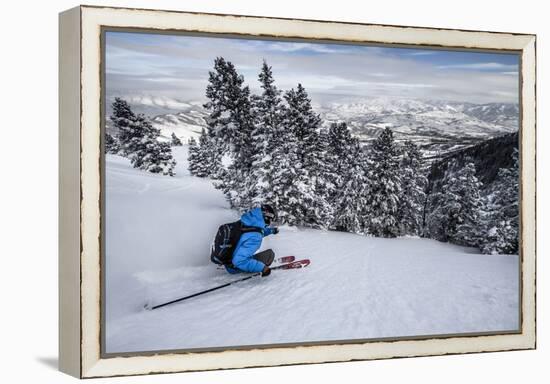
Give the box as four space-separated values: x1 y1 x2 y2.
58 5 82 379
519 34 537 349
79 3 536 40
75 5 536 378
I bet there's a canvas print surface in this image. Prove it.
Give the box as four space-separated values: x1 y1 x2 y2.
103 30 520 354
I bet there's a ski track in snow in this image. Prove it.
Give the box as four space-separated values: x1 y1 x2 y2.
105 146 519 353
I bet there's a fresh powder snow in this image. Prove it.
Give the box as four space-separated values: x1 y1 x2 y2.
105 146 519 353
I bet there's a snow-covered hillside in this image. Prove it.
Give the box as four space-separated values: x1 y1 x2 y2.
105 95 208 142
150 109 207 142
105 146 519 353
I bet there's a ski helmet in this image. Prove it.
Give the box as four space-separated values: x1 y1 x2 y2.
261 204 277 225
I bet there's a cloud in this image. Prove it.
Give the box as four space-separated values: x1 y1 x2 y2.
407 51 437 56
437 62 518 71
256 42 345 54
105 32 520 105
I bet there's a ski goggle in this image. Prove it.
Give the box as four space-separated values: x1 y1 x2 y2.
263 211 276 223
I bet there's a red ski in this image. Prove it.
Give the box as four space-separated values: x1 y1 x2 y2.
216 255 298 270
272 259 310 270
274 255 295 264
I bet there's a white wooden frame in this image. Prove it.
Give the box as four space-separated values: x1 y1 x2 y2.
59 5 536 378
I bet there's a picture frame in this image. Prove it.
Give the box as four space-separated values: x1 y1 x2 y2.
59 5 536 378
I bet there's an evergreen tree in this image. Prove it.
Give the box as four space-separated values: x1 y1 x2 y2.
424 160 456 242
397 141 427 236
326 122 359 202
332 144 369 233
187 137 202 177
202 130 223 179
110 97 140 156
262 127 310 225
364 127 402 237
253 61 283 146
425 161 483 245
327 122 355 170
480 149 519 254
135 140 176 176
250 60 285 206
203 57 255 159
105 132 120 154
203 57 256 208
127 114 176 176
312 127 334 213
199 129 222 178
187 130 222 178
282 84 332 228
452 162 483 246
284 84 323 167
110 97 176 176
171 132 183 146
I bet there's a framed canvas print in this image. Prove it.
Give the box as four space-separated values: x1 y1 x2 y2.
59 5 536 379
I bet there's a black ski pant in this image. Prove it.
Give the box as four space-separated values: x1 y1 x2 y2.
253 249 275 266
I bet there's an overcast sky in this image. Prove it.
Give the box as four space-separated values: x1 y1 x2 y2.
105 31 519 106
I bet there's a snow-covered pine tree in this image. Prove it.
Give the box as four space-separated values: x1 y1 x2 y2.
426 161 483 245
202 130 223 179
253 60 282 145
331 143 369 233
187 129 221 178
326 122 358 202
201 129 221 178
127 114 176 176
424 159 457 242
203 57 232 150
110 98 176 176
282 84 332 228
397 140 427 236
229 84 258 210
187 136 202 177
263 127 310 225
482 218 518 254
364 127 402 238
452 162 484 246
250 60 285 206
203 57 255 159
284 84 322 167
171 132 183 146
139 140 177 176
105 132 120 154
313 127 335 212
110 97 140 156
203 57 256 209
480 149 519 254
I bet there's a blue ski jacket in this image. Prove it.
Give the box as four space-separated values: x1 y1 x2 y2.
226 207 276 274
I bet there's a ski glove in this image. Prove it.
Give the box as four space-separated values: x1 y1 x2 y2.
261 266 271 277
272 227 279 235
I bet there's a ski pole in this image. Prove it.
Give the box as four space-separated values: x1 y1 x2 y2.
148 272 261 310
147 261 304 310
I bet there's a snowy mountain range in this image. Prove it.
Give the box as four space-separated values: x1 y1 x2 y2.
318 98 518 137
316 98 518 159
106 95 518 157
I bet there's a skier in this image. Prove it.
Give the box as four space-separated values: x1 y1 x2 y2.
225 204 279 277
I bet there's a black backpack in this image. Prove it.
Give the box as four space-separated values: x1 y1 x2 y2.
210 220 263 266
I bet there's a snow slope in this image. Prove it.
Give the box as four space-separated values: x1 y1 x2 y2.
105 146 519 353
